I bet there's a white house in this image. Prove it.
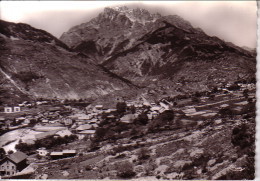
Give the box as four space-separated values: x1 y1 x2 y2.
4 106 21 113
13 107 21 113
36 148 49 157
4 107 12 113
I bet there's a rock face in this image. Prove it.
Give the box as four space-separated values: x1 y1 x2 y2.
60 6 256 94
60 6 163 63
0 20 135 103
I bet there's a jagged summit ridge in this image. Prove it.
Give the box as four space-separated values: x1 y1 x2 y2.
104 6 161 24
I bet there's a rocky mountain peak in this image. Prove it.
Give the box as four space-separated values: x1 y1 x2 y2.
102 6 161 25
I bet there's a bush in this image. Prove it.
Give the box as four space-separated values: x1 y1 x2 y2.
95 127 108 140
134 112 149 125
13 71 43 84
116 102 127 115
227 84 240 91
218 107 234 118
231 123 254 149
191 97 200 103
116 161 136 178
137 147 150 160
148 110 174 132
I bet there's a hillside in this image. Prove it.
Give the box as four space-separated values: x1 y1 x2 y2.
60 6 256 96
0 20 137 104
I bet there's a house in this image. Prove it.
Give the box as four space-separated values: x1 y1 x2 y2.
55 129 72 137
78 130 96 139
41 119 49 123
4 107 12 113
76 124 92 131
62 150 76 157
50 152 63 160
50 150 77 160
182 106 197 115
4 106 21 113
13 107 21 113
63 119 73 126
36 148 49 157
34 130 58 140
0 151 28 176
151 106 161 112
0 117 5 122
120 114 136 123
93 105 103 112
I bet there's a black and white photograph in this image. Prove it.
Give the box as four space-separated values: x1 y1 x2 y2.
0 1 257 180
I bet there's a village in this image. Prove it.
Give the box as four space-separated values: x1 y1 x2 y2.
0 81 256 179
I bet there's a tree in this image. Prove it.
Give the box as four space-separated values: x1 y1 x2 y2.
7 150 14 155
116 102 127 115
95 127 108 140
227 83 240 91
116 161 136 178
192 97 200 103
134 112 149 125
0 148 6 159
130 105 136 114
209 94 215 100
148 110 174 132
243 89 249 99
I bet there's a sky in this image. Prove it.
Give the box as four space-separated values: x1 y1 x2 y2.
0 1 257 49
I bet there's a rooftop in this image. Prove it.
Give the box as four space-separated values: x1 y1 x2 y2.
8 151 28 163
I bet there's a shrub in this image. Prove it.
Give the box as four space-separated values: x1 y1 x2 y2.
95 127 108 140
231 123 254 149
13 71 43 84
116 102 127 115
134 112 149 125
116 161 136 178
218 107 234 118
137 147 150 160
227 84 240 91
191 97 200 103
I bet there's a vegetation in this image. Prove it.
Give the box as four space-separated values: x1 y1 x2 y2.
13 71 43 84
137 147 150 160
116 161 136 178
134 112 149 125
0 148 6 159
15 135 78 153
116 102 127 115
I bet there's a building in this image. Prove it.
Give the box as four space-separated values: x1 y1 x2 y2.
50 150 77 160
78 130 96 139
0 151 28 176
13 107 21 113
120 114 136 123
4 106 21 114
4 107 12 113
76 124 92 131
36 148 49 157
62 150 76 157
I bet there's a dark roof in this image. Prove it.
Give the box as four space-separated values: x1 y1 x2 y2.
8 151 28 163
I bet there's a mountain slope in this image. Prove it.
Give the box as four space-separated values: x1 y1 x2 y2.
0 20 136 104
60 6 256 95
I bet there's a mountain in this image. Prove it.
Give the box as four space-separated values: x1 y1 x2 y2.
0 20 136 104
60 6 256 96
